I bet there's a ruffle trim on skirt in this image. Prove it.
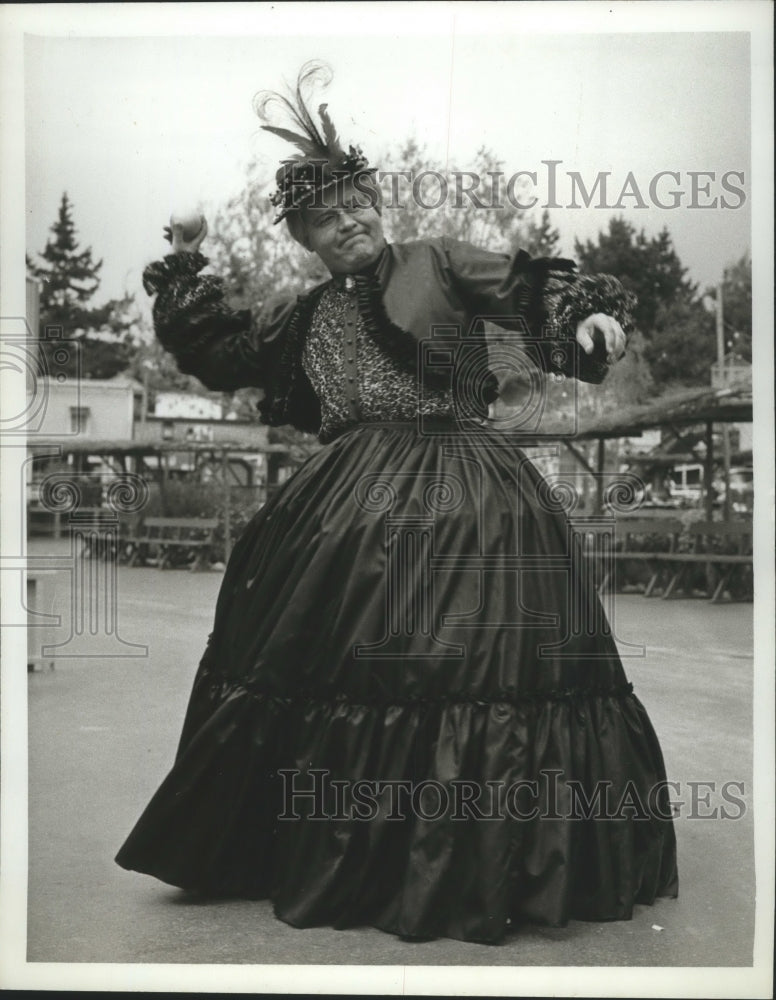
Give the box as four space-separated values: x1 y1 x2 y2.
116 679 678 944
194 674 636 706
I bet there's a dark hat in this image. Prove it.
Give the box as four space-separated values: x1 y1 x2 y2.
257 62 378 224
268 137 375 224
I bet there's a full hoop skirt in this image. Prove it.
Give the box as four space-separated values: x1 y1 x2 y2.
116 422 678 944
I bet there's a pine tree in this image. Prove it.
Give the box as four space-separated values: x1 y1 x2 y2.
575 218 715 388
27 193 137 379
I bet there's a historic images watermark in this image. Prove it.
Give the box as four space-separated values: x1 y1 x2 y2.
277 768 747 823
376 164 747 212
284 161 748 212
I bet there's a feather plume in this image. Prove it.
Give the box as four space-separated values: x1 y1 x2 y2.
259 125 325 161
255 61 373 221
255 61 339 161
317 103 345 161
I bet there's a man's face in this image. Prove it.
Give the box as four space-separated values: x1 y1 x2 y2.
301 179 385 274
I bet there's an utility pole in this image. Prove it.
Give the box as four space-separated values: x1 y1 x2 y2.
717 283 732 521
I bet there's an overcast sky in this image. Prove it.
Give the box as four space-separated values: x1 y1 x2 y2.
19 5 754 308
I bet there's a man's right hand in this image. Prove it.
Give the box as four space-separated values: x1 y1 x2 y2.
163 214 208 254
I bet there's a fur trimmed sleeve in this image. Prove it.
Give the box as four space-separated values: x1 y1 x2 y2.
544 272 637 384
142 252 295 392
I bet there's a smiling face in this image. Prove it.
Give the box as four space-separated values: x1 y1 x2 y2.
299 178 386 274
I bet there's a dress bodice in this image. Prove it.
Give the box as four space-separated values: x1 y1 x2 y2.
301 282 454 440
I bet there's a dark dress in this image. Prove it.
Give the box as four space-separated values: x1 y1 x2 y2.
115 240 678 944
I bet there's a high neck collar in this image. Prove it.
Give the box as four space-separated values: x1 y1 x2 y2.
330 243 390 289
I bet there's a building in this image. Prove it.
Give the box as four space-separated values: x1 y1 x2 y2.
134 410 269 450
153 392 224 420
33 376 141 440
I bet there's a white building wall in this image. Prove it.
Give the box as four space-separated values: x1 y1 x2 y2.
35 378 134 440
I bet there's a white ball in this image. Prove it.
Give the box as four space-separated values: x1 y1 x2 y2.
170 210 204 241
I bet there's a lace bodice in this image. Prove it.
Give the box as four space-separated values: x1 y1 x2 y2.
301 283 453 439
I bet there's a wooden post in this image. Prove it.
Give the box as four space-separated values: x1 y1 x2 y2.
141 367 149 425
703 421 714 521
721 424 732 521
159 450 169 515
715 283 725 379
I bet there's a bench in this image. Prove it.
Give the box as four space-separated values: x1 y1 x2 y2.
572 517 685 597
658 520 753 603
126 517 218 571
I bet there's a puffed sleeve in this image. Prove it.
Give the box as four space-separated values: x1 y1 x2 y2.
441 238 635 384
141 251 296 392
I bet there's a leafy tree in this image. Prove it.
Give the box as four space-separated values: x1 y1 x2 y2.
377 140 560 256
27 193 138 379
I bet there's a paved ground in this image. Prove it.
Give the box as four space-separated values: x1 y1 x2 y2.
24 540 755 968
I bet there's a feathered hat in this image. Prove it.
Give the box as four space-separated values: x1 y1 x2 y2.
255 61 377 224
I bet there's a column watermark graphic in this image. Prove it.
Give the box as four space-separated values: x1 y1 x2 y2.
34 472 149 658
1 314 150 662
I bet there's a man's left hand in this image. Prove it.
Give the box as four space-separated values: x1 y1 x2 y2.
576 313 627 365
